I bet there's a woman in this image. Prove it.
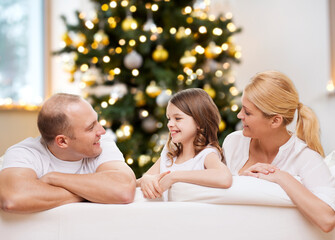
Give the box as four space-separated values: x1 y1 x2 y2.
223 71 335 232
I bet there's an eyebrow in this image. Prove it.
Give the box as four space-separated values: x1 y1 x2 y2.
86 121 96 130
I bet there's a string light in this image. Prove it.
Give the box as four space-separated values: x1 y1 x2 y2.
231 104 239 112
110 1 117 8
139 35 147 42
80 64 89 72
119 39 126 46
199 26 207 34
101 101 108 108
151 4 159 11
85 20 94 29
103 56 110 63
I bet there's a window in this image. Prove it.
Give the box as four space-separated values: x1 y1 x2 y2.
0 0 44 106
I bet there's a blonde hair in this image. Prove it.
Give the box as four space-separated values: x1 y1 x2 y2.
244 71 324 157
166 88 224 164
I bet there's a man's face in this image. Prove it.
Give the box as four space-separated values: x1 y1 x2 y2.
65 100 106 160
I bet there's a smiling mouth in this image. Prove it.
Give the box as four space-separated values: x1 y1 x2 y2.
93 139 100 145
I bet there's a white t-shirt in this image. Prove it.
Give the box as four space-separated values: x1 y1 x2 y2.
223 130 335 210
2 135 124 178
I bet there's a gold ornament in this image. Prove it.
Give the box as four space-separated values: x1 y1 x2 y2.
219 120 226 132
121 16 138 31
204 42 222 59
176 27 187 39
180 50 197 68
152 45 168 62
116 123 134 141
62 32 72 46
134 90 146 106
72 32 86 47
146 81 162 98
203 84 216 98
94 30 109 46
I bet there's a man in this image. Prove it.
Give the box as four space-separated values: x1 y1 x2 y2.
0 93 136 213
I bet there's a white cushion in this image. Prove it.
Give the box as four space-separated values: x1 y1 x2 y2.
169 176 294 207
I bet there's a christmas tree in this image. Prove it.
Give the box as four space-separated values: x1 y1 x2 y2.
56 0 242 177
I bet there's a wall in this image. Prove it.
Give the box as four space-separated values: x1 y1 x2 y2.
0 110 39 155
49 0 335 154
211 0 335 154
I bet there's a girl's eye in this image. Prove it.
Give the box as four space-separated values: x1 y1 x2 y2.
175 118 181 120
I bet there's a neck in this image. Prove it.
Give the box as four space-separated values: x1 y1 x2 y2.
253 128 291 158
47 143 81 161
180 140 196 159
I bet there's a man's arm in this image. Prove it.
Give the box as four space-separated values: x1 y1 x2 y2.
0 168 83 213
40 161 136 204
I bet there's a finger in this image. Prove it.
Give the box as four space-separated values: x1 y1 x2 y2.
242 171 260 178
153 181 163 195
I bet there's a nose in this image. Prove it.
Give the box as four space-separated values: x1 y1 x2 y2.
237 110 243 120
97 123 106 136
167 119 174 128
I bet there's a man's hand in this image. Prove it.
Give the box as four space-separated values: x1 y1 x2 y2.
140 171 170 199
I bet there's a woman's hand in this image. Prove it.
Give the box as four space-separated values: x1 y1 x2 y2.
140 171 170 199
239 163 279 178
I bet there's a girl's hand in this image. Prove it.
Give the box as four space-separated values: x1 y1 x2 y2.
140 171 170 199
239 163 279 178
159 172 175 192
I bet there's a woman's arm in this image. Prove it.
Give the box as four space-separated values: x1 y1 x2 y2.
159 152 232 192
259 170 335 233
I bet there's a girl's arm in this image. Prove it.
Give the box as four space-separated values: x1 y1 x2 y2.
259 170 335 233
136 158 170 199
159 152 232 192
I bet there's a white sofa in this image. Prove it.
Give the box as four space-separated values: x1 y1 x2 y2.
1 155 335 240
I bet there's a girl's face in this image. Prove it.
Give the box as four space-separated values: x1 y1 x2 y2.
166 102 198 145
237 94 273 138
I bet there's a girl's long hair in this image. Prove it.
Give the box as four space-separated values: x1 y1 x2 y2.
166 88 225 164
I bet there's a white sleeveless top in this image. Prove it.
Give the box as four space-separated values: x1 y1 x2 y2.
160 144 222 173
159 144 221 201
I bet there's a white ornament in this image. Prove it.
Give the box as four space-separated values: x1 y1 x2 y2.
123 50 143 69
142 116 158 133
81 67 103 86
110 83 128 99
143 18 157 32
156 91 172 107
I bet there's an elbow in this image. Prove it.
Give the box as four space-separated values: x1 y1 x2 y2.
319 215 335 233
218 174 233 189
119 187 136 204
0 195 22 213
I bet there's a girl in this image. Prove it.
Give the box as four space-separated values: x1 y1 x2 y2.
223 71 335 232
137 88 232 200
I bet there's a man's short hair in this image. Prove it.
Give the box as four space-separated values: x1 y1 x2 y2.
37 93 82 144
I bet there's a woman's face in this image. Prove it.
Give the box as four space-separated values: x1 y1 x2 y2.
237 94 274 138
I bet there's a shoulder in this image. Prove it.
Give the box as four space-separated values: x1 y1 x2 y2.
223 131 245 145
2 137 46 172
4 137 47 159
98 133 124 162
286 135 323 161
197 146 221 160
222 131 250 154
